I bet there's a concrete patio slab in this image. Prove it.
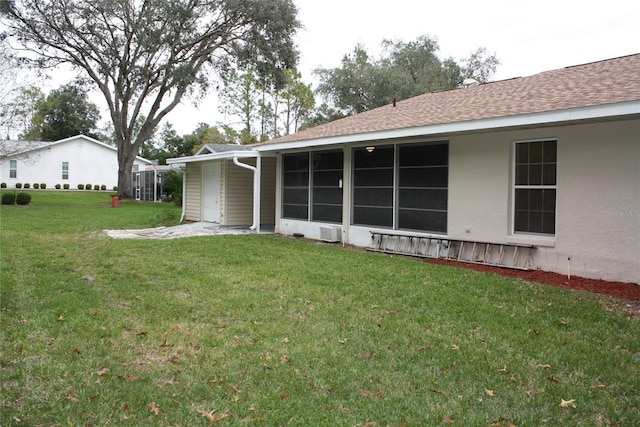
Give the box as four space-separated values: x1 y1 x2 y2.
104 222 272 240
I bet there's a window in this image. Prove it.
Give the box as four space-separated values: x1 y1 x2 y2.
62 162 69 180
352 141 449 232
282 151 344 222
514 140 557 235
352 146 394 227
9 160 17 178
282 153 309 219
312 151 343 223
398 143 448 233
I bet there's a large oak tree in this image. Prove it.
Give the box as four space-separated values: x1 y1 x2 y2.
1 0 300 198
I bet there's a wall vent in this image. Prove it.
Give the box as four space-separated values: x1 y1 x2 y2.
319 226 341 243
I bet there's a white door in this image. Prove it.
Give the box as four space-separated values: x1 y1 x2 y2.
202 162 221 223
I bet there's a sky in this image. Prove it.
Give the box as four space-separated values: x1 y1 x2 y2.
40 0 640 136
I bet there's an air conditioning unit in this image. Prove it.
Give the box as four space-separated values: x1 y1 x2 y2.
319 226 341 243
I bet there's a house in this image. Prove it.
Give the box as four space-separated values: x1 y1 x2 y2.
0 134 152 190
168 54 640 284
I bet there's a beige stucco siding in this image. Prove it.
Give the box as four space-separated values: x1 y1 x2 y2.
184 162 202 222
552 119 639 282
448 119 640 282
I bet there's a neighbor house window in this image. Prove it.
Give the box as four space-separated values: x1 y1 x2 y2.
282 152 309 219
9 160 17 178
514 140 557 235
62 162 69 180
352 141 449 233
311 151 344 223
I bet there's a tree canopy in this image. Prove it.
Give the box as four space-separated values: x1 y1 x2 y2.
1 0 300 198
218 66 314 142
313 35 499 117
22 83 101 141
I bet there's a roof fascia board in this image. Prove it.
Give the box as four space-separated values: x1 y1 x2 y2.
166 150 273 165
256 100 640 152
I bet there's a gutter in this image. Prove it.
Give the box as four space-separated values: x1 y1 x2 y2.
233 156 261 233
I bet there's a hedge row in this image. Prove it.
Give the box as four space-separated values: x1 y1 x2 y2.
0 183 115 190
1 192 32 205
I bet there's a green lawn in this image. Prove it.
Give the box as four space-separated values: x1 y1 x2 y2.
1 191 638 426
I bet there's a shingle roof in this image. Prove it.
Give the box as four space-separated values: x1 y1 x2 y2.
0 140 53 157
263 54 640 146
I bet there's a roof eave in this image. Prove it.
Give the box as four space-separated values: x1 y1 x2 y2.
256 100 640 152
166 150 273 164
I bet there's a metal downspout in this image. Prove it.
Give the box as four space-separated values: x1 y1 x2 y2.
179 166 186 223
233 156 261 232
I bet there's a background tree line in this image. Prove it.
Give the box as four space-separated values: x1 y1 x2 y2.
2 34 498 163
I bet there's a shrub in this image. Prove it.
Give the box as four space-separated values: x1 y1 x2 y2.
163 170 183 206
85 184 92 190
63 183 70 189
0 182 6 188
55 184 61 189
15 183 22 189
77 184 84 190
94 185 101 191
101 185 107 190
40 183 46 189
33 183 39 189
16 192 31 205
1 192 16 205
23 183 30 189
113 186 118 191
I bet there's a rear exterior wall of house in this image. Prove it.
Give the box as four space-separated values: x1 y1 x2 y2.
275 118 640 283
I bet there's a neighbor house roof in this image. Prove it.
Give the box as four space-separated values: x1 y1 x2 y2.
0 134 153 164
258 53 640 150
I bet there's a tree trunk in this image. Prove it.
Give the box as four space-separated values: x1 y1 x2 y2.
116 142 136 199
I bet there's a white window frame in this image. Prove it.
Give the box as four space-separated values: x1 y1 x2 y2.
62 161 69 180
512 138 557 236
9 159 17 178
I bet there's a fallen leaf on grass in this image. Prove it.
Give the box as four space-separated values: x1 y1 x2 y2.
451 344 459 351
96 368 110 377
526 390 534 398
199 410 232 422
148 402 160 415
560 398 576 408
484 389 495 397
67 395 79 402
118 375 140 382
443 415 455 424
537 364 552 369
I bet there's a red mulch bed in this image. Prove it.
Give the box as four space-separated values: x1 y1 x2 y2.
427 258 640 302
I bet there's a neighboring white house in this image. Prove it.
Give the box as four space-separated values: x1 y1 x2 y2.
0 134 152 189
168 54 640 284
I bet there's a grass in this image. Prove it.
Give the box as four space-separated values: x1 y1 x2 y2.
1 191 639 426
